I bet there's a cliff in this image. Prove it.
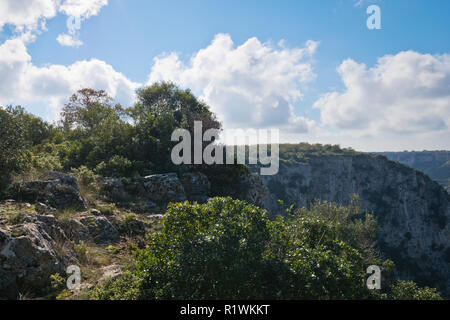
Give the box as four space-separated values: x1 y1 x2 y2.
252 152 450 295
374 151 450 191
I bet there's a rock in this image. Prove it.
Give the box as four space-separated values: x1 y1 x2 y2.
77 216 120 244
239 173 267 206
89 209 102 216
100 264 122 281
35 202 57 215
6 171 87 212
254 154 450 295
0 215 75 299
140 173 187 203
111 216 146 237
180 172 211 203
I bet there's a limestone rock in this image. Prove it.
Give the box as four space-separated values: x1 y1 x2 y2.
0 214 75 299
140 173 187 203
6 171 87 211
76 216 120 245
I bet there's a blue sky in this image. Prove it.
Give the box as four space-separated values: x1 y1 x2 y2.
0 0 449 151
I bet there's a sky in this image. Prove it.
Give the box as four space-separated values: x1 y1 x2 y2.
0 0 449 151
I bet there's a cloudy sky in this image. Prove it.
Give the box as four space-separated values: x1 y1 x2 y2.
0 0 449 151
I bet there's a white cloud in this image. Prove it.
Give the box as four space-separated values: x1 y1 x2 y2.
56 33 83 47
147 34 318 133
59 0 108 19
0 0 58 32
0 0 108 47
0 37 140 120
314 51 450 136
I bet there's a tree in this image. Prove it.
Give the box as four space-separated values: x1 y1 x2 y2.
58 88 135 171
0 106 26 190
129 82 221 169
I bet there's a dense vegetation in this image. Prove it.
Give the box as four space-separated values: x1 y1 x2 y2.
0 83 230 194
90 197 441 300
0 83 444 300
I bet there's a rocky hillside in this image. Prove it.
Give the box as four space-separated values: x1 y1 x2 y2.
0 170 258 299
1 149 450 298
251 152 450 295
374 151 450 192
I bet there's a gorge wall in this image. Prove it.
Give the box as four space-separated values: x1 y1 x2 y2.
252 154 450 295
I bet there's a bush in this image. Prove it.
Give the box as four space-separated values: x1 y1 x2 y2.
390 281 443 300
95 156 133 178
92 197 379 300
71 166 98 187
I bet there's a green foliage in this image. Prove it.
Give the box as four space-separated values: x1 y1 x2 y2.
0 106 27 190
96 203 116 216
129 82 221 170
7 211 27 225
71 165 98 187
278 143 361 164
92 197 379 300
95 155 133 178
50 273 66 291
390 281 443 300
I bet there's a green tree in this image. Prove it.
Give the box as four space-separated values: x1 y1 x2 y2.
129 82 221 170
0 106 27 190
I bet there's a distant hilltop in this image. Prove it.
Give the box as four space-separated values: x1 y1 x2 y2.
372 151 450 191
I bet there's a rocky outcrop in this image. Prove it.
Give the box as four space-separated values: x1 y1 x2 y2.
61 215 120 245
374 151 450 192
140 173 187 203
253 154 450 295
0 213 76 299
6 171 87 211
180 172 211 203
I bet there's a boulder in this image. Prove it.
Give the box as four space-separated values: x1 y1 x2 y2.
35 202 57 215
77 216 120 244
0 214 75 299
180 172 211 203
6 171 87 212
140 173 187 203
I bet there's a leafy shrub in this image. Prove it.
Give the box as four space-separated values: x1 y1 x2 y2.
390 281 442 300
91 197 379 300
95 156 133 178
71 166 98 187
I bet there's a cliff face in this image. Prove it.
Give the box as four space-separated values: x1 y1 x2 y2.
375 151 450 191
252 154 450 294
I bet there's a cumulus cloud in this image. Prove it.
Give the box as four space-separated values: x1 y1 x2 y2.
0 37 140 119
0 0 108 46
59 0 108 19
0 0 58 33
314 51 450 136
147 34 318 133
56 33 83 47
